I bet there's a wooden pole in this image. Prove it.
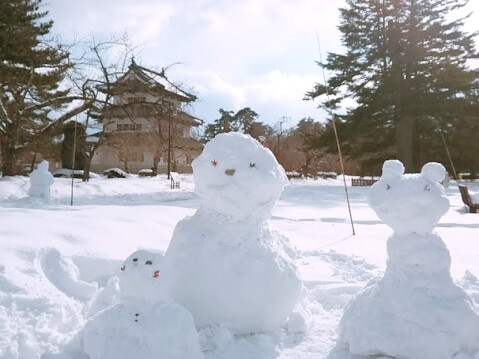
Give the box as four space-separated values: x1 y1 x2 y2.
316 31 355 235
70 120 77 206
435 119 458 180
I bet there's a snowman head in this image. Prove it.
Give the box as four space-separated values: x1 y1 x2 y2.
192 132 288 221
119 249 164 302
37 160 49 171
368 160 449 235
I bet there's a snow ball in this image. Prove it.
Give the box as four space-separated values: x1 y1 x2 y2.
381 159 404 179
421 162 446 183
192 132 287 220
119 249 166 303
82 301 203 359
369 160 449 235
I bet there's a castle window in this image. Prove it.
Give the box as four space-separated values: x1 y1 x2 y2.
117 123 142 132
127 96 146 103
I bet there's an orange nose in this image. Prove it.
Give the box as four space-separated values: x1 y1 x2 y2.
153 270 160 278
225 169 235 176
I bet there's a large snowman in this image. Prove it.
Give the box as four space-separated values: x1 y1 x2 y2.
80 250 203 359
338 160 479 359
165 132 303 334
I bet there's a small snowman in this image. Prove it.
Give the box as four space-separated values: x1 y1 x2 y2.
338 160 479 359
80 249 203 359
165 132 303 334
28 160 54 201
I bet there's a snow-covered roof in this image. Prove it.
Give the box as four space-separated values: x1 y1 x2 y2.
113 59 196 103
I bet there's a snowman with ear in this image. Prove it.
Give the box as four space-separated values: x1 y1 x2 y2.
338 160 479 359
79 249 204 359
165 132 303 335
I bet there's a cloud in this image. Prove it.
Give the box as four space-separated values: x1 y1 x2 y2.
49 0 476 127
46 0 343 126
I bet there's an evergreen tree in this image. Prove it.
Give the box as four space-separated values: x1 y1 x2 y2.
307 0 479 173
202 107 267 142
0 0 92 176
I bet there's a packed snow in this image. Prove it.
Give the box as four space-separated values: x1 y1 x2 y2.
1 138 479 359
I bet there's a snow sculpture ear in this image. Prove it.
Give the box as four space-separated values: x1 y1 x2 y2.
420 162 446 183
381 160 405 180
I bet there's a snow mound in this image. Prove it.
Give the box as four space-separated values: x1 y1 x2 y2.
38 248 97 301
338 160 479 359
166 132 302 334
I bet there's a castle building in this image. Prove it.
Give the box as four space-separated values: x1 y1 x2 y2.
90 60 203 174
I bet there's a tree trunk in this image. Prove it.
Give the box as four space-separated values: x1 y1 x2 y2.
396 115 415 172
83 155 92 182
29 152 38 173
0 144 19 177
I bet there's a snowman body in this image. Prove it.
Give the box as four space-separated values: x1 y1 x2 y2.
165 132 303 334
339 161 479 359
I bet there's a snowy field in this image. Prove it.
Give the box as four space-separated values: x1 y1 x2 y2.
1 173 479 358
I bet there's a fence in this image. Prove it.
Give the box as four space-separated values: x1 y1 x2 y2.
351 178 378 186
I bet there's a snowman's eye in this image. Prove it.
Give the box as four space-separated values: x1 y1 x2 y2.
132 258 138 262
249 162 256 168
145 260 153 265
211 160 218 167
386 184 391 190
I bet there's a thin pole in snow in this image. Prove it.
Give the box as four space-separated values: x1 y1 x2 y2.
70 119 77 206
316 31 355 235
434 119 458 180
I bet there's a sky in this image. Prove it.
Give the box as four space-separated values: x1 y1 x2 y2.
46 0 479 129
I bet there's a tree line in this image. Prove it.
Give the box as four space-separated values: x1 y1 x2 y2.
306 0 479 177
2 0 478 178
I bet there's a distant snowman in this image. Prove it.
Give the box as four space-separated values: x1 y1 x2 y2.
338 160 479 359
81 249 203 359
165 132 303 334
28 160 54 201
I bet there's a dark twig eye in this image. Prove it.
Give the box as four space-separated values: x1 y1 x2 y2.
386 184 391 190
133 258 138 262
249 163 256 168
145 260 153 265
211 160 218 167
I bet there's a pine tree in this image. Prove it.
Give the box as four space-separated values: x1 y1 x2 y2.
202 108 267 142
0 0 92 176
308 0 479 173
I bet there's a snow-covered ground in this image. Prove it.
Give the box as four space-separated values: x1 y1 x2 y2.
1 173 478 358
